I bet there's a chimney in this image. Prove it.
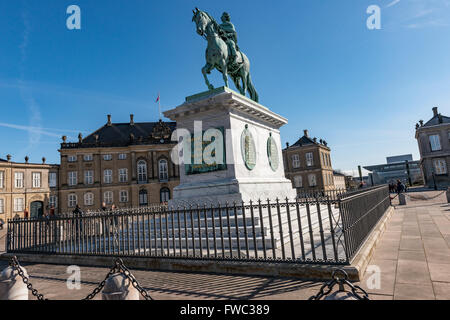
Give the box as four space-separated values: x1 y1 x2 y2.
303 129 309 137
6 154 11 162
107 114 112 126
433 107 438 117
62 135 67 143
130 114 135 125
286 142 289 148
78 133 83 143
25 156 29 164
42 157 46 164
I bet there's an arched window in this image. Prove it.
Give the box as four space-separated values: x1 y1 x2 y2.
160 188 170 203
104 191 113 205
137 160 147 183
159 159 168 181
84 192 94 206
139 189 148 206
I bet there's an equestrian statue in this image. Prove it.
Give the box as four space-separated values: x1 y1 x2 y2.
192 8 259 103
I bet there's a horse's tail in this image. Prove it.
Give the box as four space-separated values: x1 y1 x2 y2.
246 73 259 103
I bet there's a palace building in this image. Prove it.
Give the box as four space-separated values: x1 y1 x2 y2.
282 130 335 193
415 107 450 189
57 114 179 213
0 155 59 220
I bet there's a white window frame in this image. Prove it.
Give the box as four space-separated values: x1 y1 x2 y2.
15 172 24 189
308 174 317 187
68 194 77 208
49 195 58 208
119 168 128 183
118 153 127 160
137 160 147 183
434 159 447 175
429 134 442 151
306 153 314 167
83 154 93 162
292 154 300 168
84 170 94 185
84 192 94 206
159 159 168 181
14 198 24 212
49 172 57 188
294 175 303 188
104 191 113 205
103 169 113 184
0 198 4 213
68 155 77 162
68 171 77 186
119 190 128 203
0 171 4 188
103 154 112 161
32 172 41 188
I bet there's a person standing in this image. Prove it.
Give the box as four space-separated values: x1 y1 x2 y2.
23 207 29 219
72 204 83 239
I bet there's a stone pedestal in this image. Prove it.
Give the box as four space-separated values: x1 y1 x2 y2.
399 193 407 206
164 87 296 207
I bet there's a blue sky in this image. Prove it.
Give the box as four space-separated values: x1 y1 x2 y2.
0 0 449 175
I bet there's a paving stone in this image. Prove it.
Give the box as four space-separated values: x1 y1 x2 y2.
399 236 424 251
398 250 426 262
428 263 450 282
394 283 435 300
432 282 450 300
396 260 431 284
359 259 396 296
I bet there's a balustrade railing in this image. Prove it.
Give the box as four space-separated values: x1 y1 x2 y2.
6 186 390 265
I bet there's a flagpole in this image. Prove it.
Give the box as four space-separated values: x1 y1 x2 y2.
157 92 162 121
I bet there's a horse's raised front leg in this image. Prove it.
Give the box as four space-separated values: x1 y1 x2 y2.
202 63 215 91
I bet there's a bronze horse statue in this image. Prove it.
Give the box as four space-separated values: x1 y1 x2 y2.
192 9 259 103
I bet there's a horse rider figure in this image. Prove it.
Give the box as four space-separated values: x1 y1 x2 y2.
219 12 241 69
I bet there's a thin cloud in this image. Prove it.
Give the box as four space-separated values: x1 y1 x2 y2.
0 122 82 139
386 0 401 8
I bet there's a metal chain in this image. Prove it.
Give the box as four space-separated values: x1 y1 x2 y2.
9 256 47 300
82 258 153 300
309 269 369 300
82 262 120 300
115 259 154 300
8 256 152 301
405 190 446 201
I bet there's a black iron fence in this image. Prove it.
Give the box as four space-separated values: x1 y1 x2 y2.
6 186 390 265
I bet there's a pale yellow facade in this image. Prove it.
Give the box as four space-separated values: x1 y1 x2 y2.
0 158 58 221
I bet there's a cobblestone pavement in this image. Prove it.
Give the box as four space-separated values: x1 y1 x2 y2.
0 190 449 300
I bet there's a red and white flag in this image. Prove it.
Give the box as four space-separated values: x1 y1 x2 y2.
155 93 160 103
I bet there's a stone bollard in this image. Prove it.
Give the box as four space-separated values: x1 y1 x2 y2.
324 291 358 300
101 273 140 300
399 193 407 205
0 265 29 300
447 187 450 203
